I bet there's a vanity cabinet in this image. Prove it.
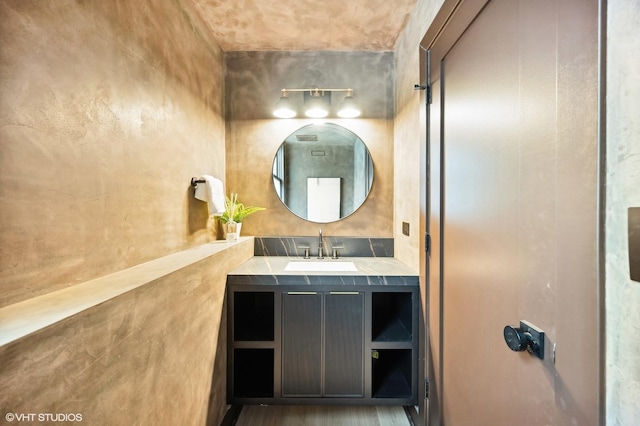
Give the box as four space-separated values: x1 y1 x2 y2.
227 283 418 405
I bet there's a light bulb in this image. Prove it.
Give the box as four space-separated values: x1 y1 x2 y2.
337 90 361 118
273 91 296 118
304 91 329 118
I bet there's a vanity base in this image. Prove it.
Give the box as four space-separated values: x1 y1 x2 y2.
227 282 419 406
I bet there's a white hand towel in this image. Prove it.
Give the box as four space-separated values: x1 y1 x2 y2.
194 175 225 216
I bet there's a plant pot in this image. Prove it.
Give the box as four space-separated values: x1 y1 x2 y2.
224 221 242 241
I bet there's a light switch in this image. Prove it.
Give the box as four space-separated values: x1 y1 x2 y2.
402 222 410 236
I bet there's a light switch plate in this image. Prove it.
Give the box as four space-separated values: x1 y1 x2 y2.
402 222 410 236
629 207 640 282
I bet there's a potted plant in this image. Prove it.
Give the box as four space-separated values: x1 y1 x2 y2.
217 193 265 240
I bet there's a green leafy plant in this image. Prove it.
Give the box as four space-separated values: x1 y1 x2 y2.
217 193 265 223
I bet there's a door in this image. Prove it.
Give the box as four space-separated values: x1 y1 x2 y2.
421 0 601 424
282 291 365 398
324 291 364 397
282 291 323 397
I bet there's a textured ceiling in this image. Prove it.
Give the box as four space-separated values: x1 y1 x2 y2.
188 0 418 51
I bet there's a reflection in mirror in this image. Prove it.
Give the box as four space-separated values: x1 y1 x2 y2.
272 123 374 223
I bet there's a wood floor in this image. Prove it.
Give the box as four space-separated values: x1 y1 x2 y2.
234 405 412 426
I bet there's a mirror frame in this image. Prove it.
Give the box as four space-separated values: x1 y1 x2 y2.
272 123 374 223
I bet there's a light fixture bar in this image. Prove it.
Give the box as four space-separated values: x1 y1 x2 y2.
273 88 360 119
279 87 355 93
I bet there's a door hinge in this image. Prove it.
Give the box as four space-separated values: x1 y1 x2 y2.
426 85 432 105
425 378 429 399
425 233 431 254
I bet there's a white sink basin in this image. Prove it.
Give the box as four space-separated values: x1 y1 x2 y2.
284 261 358 272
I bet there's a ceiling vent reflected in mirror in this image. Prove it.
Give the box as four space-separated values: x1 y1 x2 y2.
273 88 361 119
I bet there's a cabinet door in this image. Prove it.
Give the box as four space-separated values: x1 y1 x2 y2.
324 291 364 397
281 292 322 397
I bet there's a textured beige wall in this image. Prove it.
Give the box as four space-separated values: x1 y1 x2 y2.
226 119 394 237
392 0 444 271
606 1 640 424
0 0 225 307
0 239 254 426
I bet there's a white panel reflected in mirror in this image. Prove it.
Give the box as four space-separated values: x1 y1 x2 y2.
307 178 341 222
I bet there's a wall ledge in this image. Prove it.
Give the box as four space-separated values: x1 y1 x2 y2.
0 237 253 348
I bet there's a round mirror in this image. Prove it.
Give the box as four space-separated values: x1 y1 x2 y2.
272 123 374 223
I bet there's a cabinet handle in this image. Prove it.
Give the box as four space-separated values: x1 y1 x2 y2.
287 291 317 295
329 291 360 295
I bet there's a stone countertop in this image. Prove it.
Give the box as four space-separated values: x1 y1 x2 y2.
226 256 419 286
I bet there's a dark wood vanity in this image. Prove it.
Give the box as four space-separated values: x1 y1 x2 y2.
226 256 419 406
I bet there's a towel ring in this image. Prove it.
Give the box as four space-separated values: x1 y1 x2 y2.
191 177 205 187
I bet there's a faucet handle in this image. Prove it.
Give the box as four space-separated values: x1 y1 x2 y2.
329 241 344 259
331 248 339 259
299 245 310 259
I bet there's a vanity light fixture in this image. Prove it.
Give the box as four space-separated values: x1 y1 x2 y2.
337 88 361 118
273 89 297 118
304 89 330 118
273 87 361 119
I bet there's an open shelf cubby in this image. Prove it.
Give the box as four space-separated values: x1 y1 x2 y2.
371 349 413 398
233 348 274 398
233 292 274 341
371 292 413 342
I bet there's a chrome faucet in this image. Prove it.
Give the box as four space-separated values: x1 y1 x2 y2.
317 228 324 259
